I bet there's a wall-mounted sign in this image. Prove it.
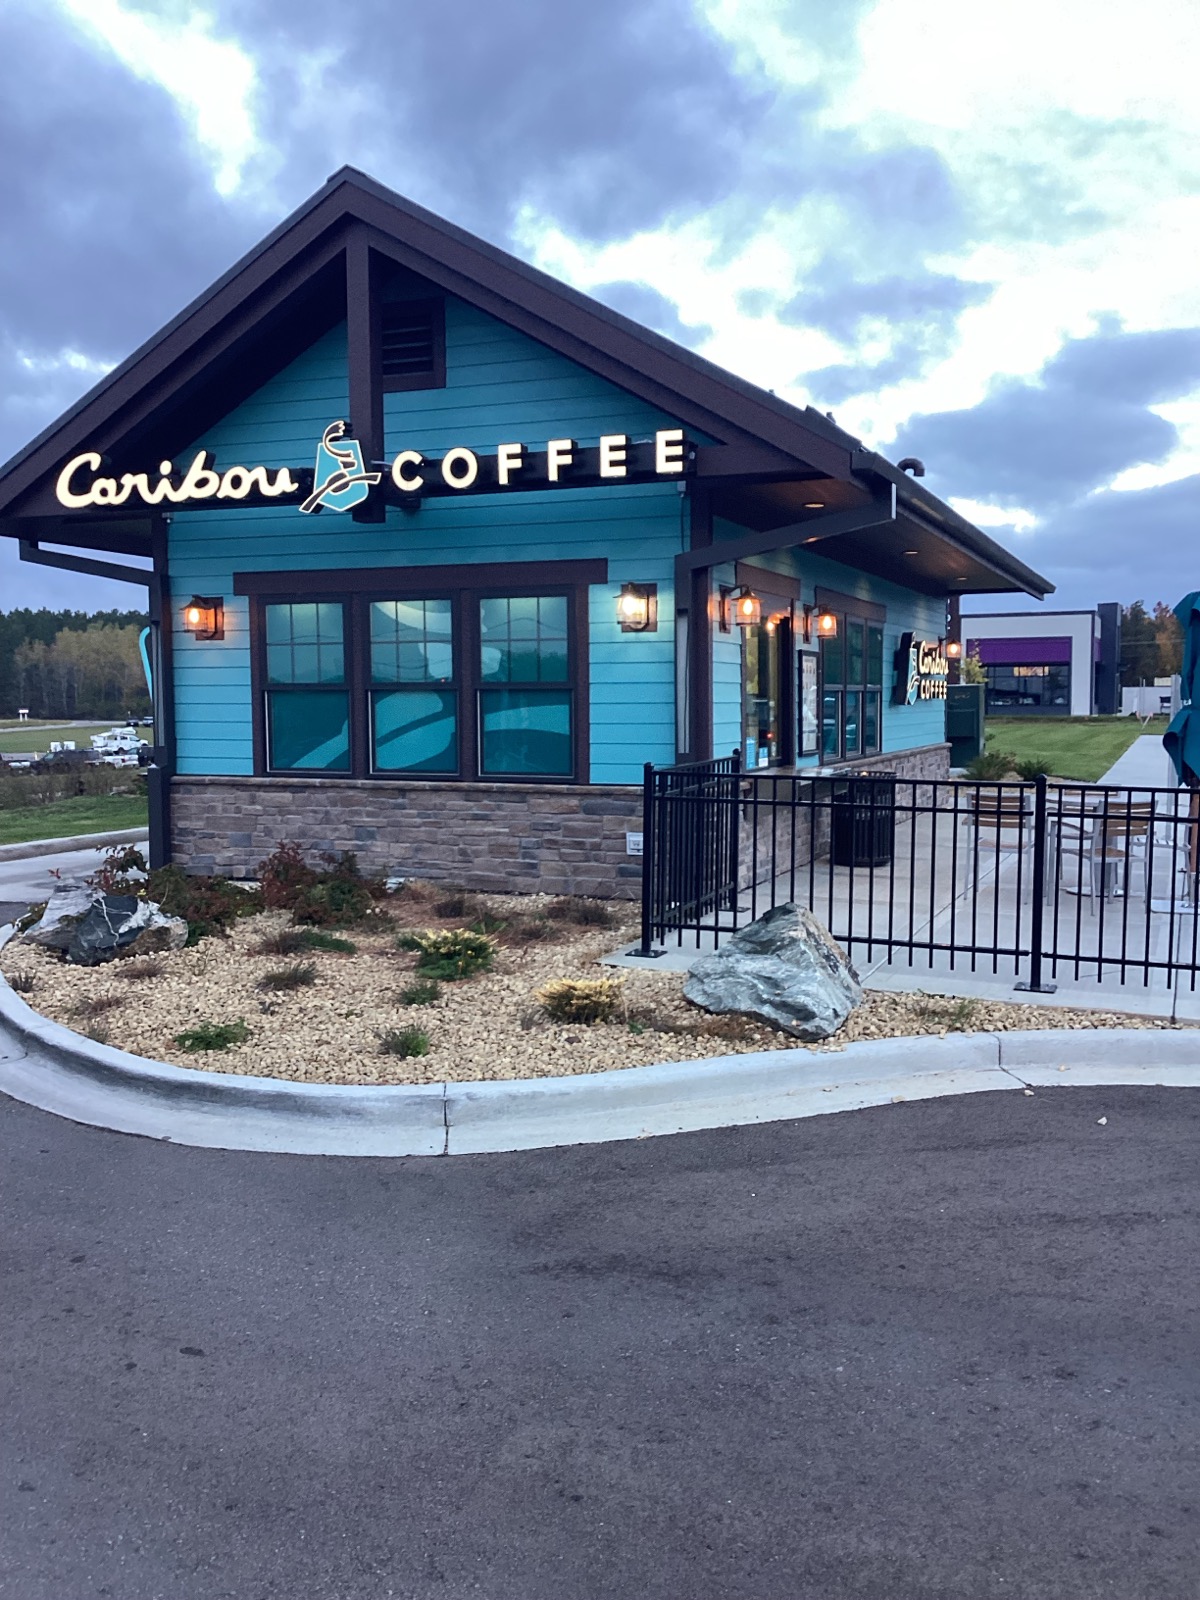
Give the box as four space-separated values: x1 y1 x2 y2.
894 633 948 704
54 424 693 514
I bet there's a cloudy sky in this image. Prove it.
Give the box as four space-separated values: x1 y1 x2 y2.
2 0 1197 614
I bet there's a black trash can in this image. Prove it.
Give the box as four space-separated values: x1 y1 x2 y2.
830 771 897 867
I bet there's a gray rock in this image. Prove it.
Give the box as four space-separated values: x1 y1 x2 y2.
66 895 188 966
683 903 862 1040
21 884 98 952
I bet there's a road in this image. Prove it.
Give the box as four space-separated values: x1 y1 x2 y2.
2 1084 1197 1599
0 842 139 926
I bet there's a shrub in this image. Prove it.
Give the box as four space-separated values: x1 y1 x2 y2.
470 910 508 937
379 1025 430 1058
117 957 165 982
257 841 319 909
399 978 441 1006
258 961 318 992
536 976 626 1025
397 927 495 980
174 1019 250 1052
6 971 36 994
73 993 124 1019
506 915 560 945
145 865 262 945
544 896 617 928
1015 757 1055 781
86 844 148 896
965 750 1017 781
431 886 477 918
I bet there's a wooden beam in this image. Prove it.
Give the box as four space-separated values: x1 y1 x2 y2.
676 490 897 575
18 540 152 587
346 231 385 524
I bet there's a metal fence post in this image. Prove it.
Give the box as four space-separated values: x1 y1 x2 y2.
1015 771 1057 993
639 761 656 956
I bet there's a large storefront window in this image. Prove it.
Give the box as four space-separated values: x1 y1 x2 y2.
819 604 883 762
264 602 350 771
983 663 1070 713
259 587 578 779
479 596 573 776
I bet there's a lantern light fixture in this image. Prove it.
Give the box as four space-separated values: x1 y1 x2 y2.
946 639 963 659
815 610 838 641
721 585 761 630
183 596 224 640
616 581 657 632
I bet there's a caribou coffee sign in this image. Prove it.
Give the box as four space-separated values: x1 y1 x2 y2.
55 422 692 514
894 633 948 705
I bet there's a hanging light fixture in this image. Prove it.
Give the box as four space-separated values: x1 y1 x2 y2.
946 639 963 660
724 586 761 629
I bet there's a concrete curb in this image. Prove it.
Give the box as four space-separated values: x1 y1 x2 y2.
0 828 149 864
0 933 1196 1154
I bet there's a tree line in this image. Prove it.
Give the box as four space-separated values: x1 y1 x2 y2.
0 609 151 719
1122 601 1184 685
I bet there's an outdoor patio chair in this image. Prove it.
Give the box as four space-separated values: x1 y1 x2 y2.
961 791 1036 898
1085 803 1154 908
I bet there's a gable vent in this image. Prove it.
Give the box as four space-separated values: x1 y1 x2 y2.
381 301 442 385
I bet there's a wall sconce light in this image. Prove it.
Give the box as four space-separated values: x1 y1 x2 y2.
183 596 224 640
946 639 962 659
815 610 838 641
616 582 657 632
720 585 761 630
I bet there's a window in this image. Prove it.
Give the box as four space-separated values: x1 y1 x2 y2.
264 602 350 771
818 597 884 762
479 596 573 776
742 612 786 769
379 300 445 392
982 662 1070 713
254 579 582 781
370 599 457 773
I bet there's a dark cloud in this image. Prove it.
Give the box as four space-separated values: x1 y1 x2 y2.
781 272 990 342
963 475 1200 612
590 281 712 349
891 326 1200 511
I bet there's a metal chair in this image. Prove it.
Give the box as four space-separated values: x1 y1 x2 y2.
962 791 1036 899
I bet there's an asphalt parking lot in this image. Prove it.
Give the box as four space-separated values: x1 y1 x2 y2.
2 1083 1197 1600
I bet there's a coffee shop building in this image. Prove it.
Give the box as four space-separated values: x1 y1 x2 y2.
0 169 1051 897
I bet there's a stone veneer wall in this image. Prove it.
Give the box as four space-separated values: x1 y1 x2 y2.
170 745 950 902
170 776 645 899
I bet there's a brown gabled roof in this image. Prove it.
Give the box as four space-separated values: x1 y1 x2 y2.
0 166 1052 598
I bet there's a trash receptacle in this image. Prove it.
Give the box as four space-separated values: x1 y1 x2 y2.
831 771 896 867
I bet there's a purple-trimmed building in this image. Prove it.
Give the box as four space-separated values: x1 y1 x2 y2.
962 605 1121 717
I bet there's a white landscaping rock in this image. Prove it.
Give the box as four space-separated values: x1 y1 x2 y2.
683 903 863 1041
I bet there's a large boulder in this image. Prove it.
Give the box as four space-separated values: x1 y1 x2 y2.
66 894 188 966
683 903 862 1040
20 885 187 966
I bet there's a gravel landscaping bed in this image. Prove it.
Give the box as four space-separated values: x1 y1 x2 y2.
0 886 1190 1085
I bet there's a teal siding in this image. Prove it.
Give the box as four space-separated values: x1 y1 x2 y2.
170 306 688 781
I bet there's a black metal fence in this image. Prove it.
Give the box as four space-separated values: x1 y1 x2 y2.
640 761 1200 992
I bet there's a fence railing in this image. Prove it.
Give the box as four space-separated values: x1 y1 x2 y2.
640 761 1200 992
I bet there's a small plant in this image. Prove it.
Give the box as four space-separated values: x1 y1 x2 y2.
174 1018 251 1052
84 1022 111 1046
398 927 496 980
117 957 166 982
257 841 319 909
73 993 124 1020
146 865 263 945
15 901 47 934
506 915 561 945
544 896 617 928
6 971 37 994
290 854 379 927
470 910 508 937
85 843 148 896
1015 757 1055 781
535 976 626 1025
258 961 318 992
966 750 1017 781
379 1025 430 1058
918 997 980 1031
398 978 441 1006
254 928 358 956
431 886 476 918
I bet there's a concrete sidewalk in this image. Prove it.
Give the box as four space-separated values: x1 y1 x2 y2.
1098 733 1175 789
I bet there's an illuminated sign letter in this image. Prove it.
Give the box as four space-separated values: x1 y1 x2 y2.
655 429 685 474
441 447 479 490
496 442 525 486
599 434 629 478
56 453 103 508
546 438 575 482
391 451 425 493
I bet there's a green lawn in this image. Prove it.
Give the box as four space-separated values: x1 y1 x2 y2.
0 792 148 846
985 716 1169 783
0 722 114 754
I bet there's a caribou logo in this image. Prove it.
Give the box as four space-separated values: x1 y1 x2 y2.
300 420 382 515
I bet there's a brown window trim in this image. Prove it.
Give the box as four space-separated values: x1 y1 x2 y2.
378 296 447 394
250 578 591 784
817 598 887 763
814 585 886 624
234 558 608 596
